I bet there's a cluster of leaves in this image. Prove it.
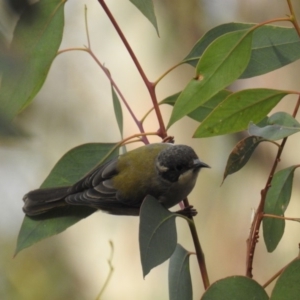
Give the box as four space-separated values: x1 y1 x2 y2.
1 0 300 299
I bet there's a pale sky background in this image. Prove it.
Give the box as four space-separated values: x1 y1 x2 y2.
1 0 300 299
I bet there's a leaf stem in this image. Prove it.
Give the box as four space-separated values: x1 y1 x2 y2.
86 49 149 144
97 0 167 139
246 95 300 277
263 214 300 222
251 17 292 32
57 52 149 143
153 62 183 86
182 197 210 290
287 0 300 36
84 5 91 49
262 250 300 288
98 132 159 165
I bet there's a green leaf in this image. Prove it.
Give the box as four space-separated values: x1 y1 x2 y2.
183 23 300 78
139 195 177 277
183 23 253 66
223 136 268 181
0 113 23 137
194 89 289 138
249 112 300 140
169 244 192 300
168 29 253 127
162 90 231 123
241 25 300 78
263 166 297 252
0 0 65 120
129 0 159 36
201 276 268 300
160 92 181 106
270 259 300 300
15 143 119 255
111 86 123 139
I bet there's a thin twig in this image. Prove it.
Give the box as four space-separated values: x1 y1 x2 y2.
246 95 300 277
95 241 114 300
97 0 167 139
263 249 300 288
287 0 300 36
57 46 150 144
153 62 183 86
86 49 149 144
84 5 91 49
183 198 210 289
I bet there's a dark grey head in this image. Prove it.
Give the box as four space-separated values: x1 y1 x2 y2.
156 145 209 182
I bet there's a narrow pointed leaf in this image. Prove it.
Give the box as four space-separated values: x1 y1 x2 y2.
139 195 177 277
111 86 123 138
129 0 159 35
183 23 253 66
270 259 300 300
241 25 300 78
194 89 289 138
15 143 119 255
202 276 268 300
223 136 268 181
263 166 297 252
0 113 23 137
0 0 65 120
162 90 231 123
168 29 253 127
249 112 300 140
184 23 300 78
169 244 192 300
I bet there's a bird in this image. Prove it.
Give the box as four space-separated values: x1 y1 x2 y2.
23 143 209 217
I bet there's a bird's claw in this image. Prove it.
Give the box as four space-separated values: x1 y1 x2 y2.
176 205 198 218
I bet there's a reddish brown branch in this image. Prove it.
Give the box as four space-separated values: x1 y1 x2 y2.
97 0 167 139
183 198 210 289
246 95 300 277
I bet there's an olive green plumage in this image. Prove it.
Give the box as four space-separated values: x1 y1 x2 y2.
23 143 209 216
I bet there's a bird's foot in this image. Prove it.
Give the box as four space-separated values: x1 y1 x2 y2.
175 205 198 218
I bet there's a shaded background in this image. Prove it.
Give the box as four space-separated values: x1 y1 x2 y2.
1 0 300 299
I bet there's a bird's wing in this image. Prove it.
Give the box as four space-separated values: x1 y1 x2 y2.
64 157 141 215
65 158 119 201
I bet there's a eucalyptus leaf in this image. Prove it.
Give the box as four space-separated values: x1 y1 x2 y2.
183 23 300 78
168 29 253 127
263 166 297 252
271 259 300 300
111 86 123 138
0 113 23 137
241 25 300 78
194 89 288 138
169 244 192 300
162 90 231 123
223 136 268 181
139 195 177 277
201 276 268 300
129 0 159 35
183 23 253 66
15 143 119 255
249 112 300 140
0 0 65 120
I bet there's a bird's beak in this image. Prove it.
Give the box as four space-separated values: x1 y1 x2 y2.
193 159 210 169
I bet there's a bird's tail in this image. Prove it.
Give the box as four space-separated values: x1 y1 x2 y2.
23 186 71 216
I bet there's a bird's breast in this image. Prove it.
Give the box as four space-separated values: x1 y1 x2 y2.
158 169 199 208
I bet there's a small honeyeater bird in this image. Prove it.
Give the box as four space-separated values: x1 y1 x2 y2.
23 143 209 216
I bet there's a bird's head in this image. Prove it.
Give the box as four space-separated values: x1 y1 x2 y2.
155 145 210 183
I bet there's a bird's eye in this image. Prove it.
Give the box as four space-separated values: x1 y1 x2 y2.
176 165 183 171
